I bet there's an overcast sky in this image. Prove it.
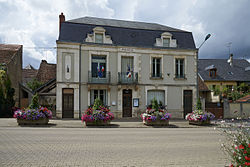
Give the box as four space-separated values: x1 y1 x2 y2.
0 0 250 68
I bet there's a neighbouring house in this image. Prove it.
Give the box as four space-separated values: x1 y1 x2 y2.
0 44 22 107
20 60 56 115
56 13 198 119
198 55 250 103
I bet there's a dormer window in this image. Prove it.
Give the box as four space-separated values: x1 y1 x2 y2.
95 33 103 43
163 38 170 47
85 26 113 44
155 32 177 47
209 69 217 77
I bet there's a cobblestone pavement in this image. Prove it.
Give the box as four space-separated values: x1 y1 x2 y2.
0 127 228 167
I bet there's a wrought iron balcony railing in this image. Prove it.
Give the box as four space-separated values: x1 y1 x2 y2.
118 72 138 84
88 71 111 84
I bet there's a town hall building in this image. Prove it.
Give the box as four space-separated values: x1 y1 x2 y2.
56 13 197 119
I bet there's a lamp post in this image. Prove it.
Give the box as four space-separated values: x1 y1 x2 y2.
196 34 211 100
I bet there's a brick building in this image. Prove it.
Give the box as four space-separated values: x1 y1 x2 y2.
0 44 22 106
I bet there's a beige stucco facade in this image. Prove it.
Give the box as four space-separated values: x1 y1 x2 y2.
204 81 237 102
56 42 197 119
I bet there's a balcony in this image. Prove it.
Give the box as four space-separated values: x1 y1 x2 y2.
88 71 111 84
118 72 138 84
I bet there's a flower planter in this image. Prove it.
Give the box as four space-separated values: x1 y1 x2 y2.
144 120 169 126
17 118 49 125
189 120 210 126
85 120 111 126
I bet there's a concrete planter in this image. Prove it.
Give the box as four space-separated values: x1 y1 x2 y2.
17 118 49 125
189 120 210 126
143 120 169 126
85 121 111 126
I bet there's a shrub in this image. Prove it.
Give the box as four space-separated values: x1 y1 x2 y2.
219 123 250 166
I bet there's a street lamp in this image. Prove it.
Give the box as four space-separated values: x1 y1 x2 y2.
196 34 211 100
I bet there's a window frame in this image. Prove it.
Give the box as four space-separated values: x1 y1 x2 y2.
175 58 185 79
151 56 163 79
90 89 107 106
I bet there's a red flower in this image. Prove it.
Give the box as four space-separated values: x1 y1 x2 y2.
239 145 245 149
244 150 247 154
249 144 250 148
245 156 250 161
230 164 234 167
245 162 250 166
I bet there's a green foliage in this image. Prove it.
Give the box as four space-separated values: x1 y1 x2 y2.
29 93 39 109
213 86 221 96
0 70 15 117
219 123 250 166
151 97 159 111
196 98 202 110
238 83 249 93
27 78 43 92
93 98 103 110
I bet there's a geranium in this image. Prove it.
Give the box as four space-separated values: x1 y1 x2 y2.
218 122 250 167
81 98 114 123
13 107 52 120
141 98 171 122
185 109 215 122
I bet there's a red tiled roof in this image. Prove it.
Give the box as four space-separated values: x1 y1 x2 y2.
36 60 56 83
236 95 250 103
0 44 22 64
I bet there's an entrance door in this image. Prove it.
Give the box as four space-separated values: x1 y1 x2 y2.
183 90 192 119
62 89 74 118
123 89 132 117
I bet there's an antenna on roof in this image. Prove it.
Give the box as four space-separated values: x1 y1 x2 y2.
226 42 232 56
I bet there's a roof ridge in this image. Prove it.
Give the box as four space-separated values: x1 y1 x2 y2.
66 16 187 32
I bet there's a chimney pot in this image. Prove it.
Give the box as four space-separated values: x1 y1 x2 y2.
59 12 65 33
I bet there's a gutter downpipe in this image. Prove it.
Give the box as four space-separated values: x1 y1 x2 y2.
196 49 199 101
79 44 82 119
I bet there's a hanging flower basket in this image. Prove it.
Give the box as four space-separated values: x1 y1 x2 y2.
14 107 52 125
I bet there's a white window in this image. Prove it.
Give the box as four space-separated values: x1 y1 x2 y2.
95 33 103 43
163 38 170 47
175 59 185 78
90 90 107 105
147 90 165 105
152 57 161 78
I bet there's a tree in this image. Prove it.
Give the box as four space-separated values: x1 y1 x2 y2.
29 93 39 109
0 70 15 117
196 98 202 110
27 78 43 92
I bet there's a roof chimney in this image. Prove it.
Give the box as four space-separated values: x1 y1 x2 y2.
59 12 65 32
229 54 233 67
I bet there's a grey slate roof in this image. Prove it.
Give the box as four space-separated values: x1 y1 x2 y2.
68 17 186 32
198 59 250 82
58 17 196 49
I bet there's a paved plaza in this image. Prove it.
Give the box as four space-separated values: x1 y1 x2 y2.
0 127 229 167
